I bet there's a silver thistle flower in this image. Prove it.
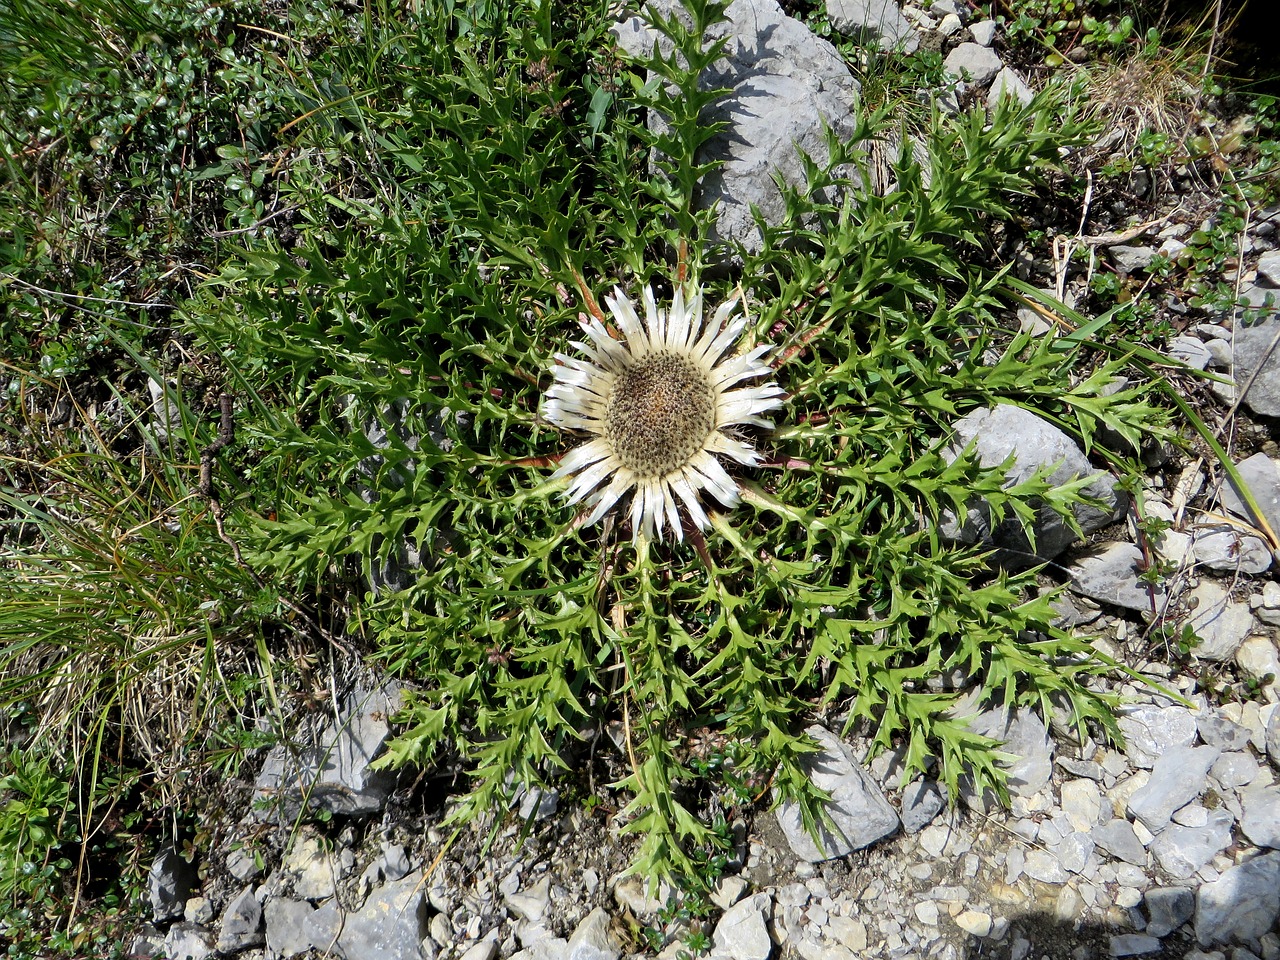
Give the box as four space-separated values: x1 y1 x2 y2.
543 282 784 542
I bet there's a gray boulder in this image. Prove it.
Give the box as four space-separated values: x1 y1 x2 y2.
826 0 919 52
942 404 1127 567
613 0 865 254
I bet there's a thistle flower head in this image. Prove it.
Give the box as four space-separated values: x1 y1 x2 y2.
542 282 784 542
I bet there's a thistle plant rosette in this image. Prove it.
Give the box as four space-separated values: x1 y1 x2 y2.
542 280 786 542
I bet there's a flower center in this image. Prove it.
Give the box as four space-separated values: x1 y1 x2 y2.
605 351 716 478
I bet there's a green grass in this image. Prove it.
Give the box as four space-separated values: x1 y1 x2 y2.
0 0 1273 945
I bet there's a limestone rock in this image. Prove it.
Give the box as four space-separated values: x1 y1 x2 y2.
1230 287 1280 416
1144 886 1194 938
216 886 265 954
712 892 773 960
943 404 1127 567
1195 851 1280 946
774 726 899 861
826 0 919 51
1116 704 1198 768
943 42 1003 85
1218 452 1280 539
253 682 403 820
338 873 429 960
1067 543 1165 614
1149 808 1234 879
614 0 865 254
1241 784 1280 849
988 67 1033 108
148 846 198 924
1127 745 1219 833
264 898 316 959
164 922 216 960
1186 580 1256 661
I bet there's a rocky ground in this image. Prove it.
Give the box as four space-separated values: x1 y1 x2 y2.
127 1 1280 959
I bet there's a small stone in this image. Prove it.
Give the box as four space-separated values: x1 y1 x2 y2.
1241 785 1280 849
429 913 452 947
900 780 945 833
828 916 867 951
226 847 263 883
264 899 315 959
774 726 899 861
459 937 499 960
943 42 1003 84
712 893 772 960
164 923 216 960
1110 934 1162 956
566 907 620 960
339 872 427 960
1069 543 1165 615
955 911 993 937
1052 831 1096 875
1145 886 1195 937
826 0 920 51
1058 757 1106 781
1062 779 1104 832
216 887 264 954
1199 713 1255 751
184 897 215 925
1024 849 1068 884
506 877 551 923
1150 809 1235 879
612 875 670 919
959 706 1054 803
1218 453 1280 538
969 19 997 45
915 900 940 925
1174 803 1210 828
1169 336 1215 371
1259 250 1280 286
1187 580 1259 659
1117 705 1199 769
285 836 337 901
149 847 198 924
1212 751 1260 790
1093 819 1149 866
711 875 749 911
988 67 1033 108
938 12 963 35
381 843 411 883
1128 745 1220 833
1117 887 1144 908
1109 245 1157 273
1192 530 1273 576
1237 637 1280 698
252 682 403 819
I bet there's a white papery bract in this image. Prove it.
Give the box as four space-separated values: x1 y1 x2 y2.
542 283 784 542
